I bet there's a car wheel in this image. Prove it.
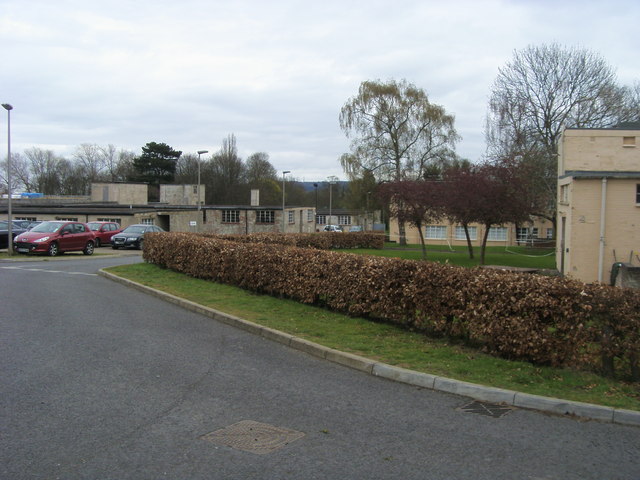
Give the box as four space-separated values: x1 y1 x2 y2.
138 239 144 250
112 245 119 250
47 242 59 256
83 241 94 255
95 238 101 247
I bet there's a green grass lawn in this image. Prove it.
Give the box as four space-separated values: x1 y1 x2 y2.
338 243 557 269
105 262 639 411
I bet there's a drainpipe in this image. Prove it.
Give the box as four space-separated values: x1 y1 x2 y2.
597 177 607 283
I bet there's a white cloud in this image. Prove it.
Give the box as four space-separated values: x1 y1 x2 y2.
1 0 638 181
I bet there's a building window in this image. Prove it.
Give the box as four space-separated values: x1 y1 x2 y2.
425 225 447 240
338 215 351 225
256 210 275 224
316 215 326 225
307 209 314 222
288 211 295 224
636 184 640 205
455 226 476 240
193 185 198 194
516 228 527 242
97 217 122 224
56 217 78 221
546 228 554 239
623 136 636 147
141 218 154 225
487 227 507 241
16 216 37 221
222 210 240 223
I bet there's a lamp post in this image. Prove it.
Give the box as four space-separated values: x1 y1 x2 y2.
2 103 13 256
197 150 208 232
282 170 290 233
328 175 338 227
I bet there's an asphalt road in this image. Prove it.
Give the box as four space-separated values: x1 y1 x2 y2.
1 252 639 480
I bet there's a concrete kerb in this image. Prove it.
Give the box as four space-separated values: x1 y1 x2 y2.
98 269 640 427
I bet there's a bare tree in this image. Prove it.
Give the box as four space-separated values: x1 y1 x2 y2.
0 152 32 193
174 153 200 185
486 43 639 227
74 143 106 193
206 134 247 205
23 147 66 195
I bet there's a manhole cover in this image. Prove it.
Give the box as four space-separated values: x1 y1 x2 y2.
458 400 513 418
201 420 305 454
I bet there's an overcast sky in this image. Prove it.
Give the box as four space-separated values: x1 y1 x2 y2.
2 0 639 181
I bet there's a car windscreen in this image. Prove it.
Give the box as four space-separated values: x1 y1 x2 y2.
121 226 146 234
30 221 64 233
88 224 102 231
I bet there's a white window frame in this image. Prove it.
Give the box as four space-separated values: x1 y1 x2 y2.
141 218 154 225
425 225 447 240
455 225 476 241
256 210 275 224
288 211 295 224
222 210 240 223
338 215 351 225
487 227 507 241
316 215 327 225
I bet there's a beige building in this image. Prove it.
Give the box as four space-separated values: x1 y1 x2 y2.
159 184 204 206
3 183 316 236
91 182 148 205
557 123 640 284
389 217 553 247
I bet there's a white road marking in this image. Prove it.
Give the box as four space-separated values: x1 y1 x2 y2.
0 266 97 276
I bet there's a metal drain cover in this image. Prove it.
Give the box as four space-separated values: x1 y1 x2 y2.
202 420 305 454
458 400 514 418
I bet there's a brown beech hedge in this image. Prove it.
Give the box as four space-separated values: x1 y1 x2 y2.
201 231 385 250
144 232 640 380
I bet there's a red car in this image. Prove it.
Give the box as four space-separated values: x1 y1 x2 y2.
14 221 96 256
87 221 122 247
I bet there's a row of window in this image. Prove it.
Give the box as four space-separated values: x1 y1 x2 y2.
425 226 554 241
219 209 317 225
316 215 351 225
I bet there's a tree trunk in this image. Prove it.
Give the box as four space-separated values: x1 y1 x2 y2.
398 220 407 246
463 223 474 259
480 224 491 265
417 222 427 260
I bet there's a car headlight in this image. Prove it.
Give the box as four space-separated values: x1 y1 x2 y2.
127 237 138 241
34 236 50 243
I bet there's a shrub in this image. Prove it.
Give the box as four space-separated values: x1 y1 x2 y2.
144 232 640 380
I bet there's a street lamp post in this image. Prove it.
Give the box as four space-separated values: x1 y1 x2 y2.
328 175 338 228
282 170 290 233
197 150 208 232
2 103 13 256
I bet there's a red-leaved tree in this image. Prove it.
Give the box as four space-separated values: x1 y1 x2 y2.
378 180 444 259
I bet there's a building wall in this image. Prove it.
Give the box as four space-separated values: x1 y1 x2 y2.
557 127 640 284
90 183 148 205
201 207 316 234
559 128 639 172
388 217 553 247
159 184 204 206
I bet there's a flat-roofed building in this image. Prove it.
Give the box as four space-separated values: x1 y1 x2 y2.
557 122 640 284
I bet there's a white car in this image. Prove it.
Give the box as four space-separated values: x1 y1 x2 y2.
322 225 343 232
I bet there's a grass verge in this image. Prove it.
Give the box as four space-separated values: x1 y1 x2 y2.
105 262 639 411
338 243 557 269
